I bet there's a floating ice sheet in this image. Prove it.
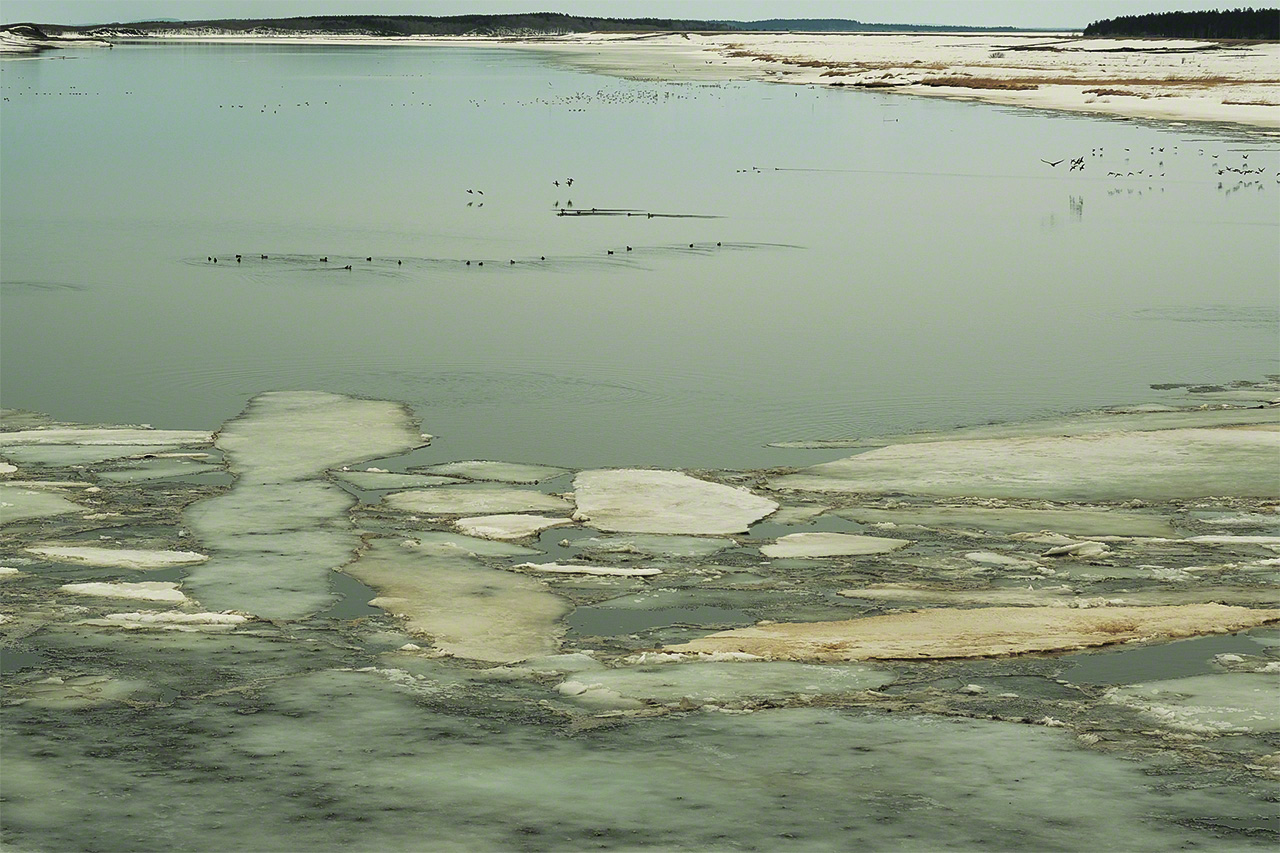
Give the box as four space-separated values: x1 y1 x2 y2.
834 505 1179 537
557 660 893 710
27 546 208 570
217 391 424 484
772 426 1280 501
0 444 195 466
6 669 1268 851
455 514 573 540
1108 673 1280 734
59 581 188 603
0 427 211 447
384 486 572 516
779 407 1280 448
345 537 568 662
423 460 569 484
573 469 777 535
331 471 461 490
96 458 220 482
79 611 248 630
761 532 911 558
183 392 424 621
514 562 662 577
662 604 1280 661
404 531 540 558
0 485 85 525
572 533 735 557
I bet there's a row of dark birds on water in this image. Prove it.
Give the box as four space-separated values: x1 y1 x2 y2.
206 243 729 268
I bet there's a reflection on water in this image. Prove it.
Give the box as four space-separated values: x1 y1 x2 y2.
1 43 1276 468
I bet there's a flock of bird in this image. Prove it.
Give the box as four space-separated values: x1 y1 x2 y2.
1038 144 1274 188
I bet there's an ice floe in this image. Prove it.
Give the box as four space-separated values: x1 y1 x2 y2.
834 505 1179 537
183 392 424 621
1108 673 1280 734
27 545 208 570
384 486 572 516
570 533 735 557
0 485 85 525
555 660 893 710
761 532 911 558
772 426 1280 501
331 471 462 490
96 458 221 482
455 514 573 540
662 604 1280 661
402 531 539 557
59 582 188 603
80 611 248 630
345 537 568 662
422 460 568 483
216 391 423 484
513 562 662 577
572 469 777 534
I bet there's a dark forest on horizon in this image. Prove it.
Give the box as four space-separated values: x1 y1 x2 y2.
6 9 1276 40
1084 8 1279 39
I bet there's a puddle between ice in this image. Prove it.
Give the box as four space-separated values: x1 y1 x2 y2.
317 571 382 620
1 647 46 675
1059 629 1276 685
567 605 754 637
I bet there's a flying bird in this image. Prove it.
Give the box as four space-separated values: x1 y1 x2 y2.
1041 159 1064 167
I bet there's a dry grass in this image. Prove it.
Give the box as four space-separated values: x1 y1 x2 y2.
920 76 1040 90
1223 98 1278 106
1083 87 1138 96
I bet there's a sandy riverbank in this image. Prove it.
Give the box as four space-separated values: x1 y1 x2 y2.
93 29 1279 129
494 31 1280 129
9 25 1277 127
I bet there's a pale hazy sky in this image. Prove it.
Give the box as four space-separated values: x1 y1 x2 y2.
2 0 1245 30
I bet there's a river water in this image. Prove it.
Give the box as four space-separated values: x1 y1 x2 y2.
2 43 1276 468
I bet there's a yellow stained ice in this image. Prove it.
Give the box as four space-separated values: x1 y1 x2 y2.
662 604 1280 662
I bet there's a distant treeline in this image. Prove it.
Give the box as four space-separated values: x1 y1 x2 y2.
37 12 1035 37
57 14 738 36
736 18 1021 33
1083 8 1279 39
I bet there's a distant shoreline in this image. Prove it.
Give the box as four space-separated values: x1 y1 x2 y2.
4 28 1277 128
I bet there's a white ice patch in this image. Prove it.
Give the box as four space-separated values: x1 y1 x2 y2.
761 532 911 558
403 532 540 558
96 459 221 482
835 505 1178 538
27 545 208 570
331 471 462 490
772 425 1280 502
0 462 17 474
82 611 248 630
217 391 424 484
0 427 211 447
572 469 777 535
423 460 569 484
0 444 195 466
59 581 188 603
0 484 85 525
455 514 574 540
1107 673 1280 734
554 660 893 711
184 392 425 621
1041 541 1111 558
662 604 1280 661
384 487 572 516
513 562 663 577
572 533 734 557
965 551 1042 568
1188 535 1280 546
346 537 568 663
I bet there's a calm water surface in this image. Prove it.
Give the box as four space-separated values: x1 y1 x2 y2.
2 43 1276 468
